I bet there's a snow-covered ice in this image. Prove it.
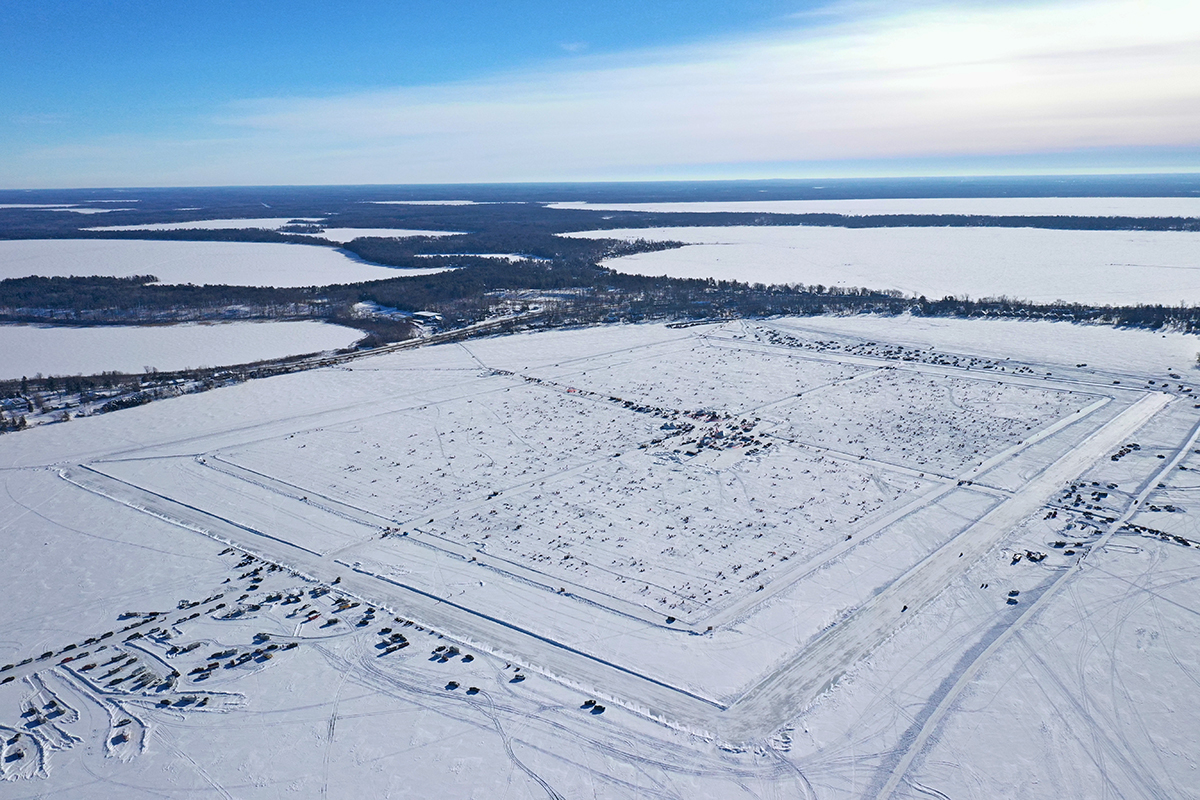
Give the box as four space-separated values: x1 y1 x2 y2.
364 200 485 205
87 218 461 244
0 239 450 287
768 312 1200 377
86 217 321 231
0 321 364 379
0 203 136 213
1 317 1197 798
549 196 1200 217
567 225 1200 305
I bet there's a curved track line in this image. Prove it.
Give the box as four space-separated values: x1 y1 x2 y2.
874 396 1196 800
719 391 1169 742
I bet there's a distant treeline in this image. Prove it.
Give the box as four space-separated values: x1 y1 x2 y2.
911 295 1200 330
7 283 1200 409
4 186 1200 357
5 250 1200 337
341 231 682 266
2 184 1198 244
4 174 1200 211
0 235 683 326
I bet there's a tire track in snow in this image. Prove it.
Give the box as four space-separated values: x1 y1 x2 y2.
721 391 1169 743
873 394 1194 800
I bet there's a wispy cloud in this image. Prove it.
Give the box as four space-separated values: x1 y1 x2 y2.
10 0 1200 186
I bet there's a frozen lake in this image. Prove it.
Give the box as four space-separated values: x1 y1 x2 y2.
775 312 1200 376
0 238 449 287
567 225 1200 305
87 218 461 244
549 196 1200 217
0 320 363 379
0 203 136 214
2 317 1198 799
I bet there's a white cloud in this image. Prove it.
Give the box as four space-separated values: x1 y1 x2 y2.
9 0 1200 186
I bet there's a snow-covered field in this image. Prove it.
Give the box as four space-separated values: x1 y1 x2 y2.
1 318 1197 798
87 218 461 244
0 203 136 214
0 239 449 287
767 313 1200 377
0 321 363 379
550 196 1200 217
365 200 484 205
567 225 1200 305
87 217 319 231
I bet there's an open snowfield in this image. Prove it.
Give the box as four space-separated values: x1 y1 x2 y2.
0 321 363 380
86 217 320 231
364 200 485 206
0 203 136 214
2 318 1198 798
86 218 461 244
771 312 1200 378
549 197 1200 217
567 225 1200 305
0 239 448 287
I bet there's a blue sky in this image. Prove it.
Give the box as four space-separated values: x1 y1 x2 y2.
3 1 804 122
2 0 1198 187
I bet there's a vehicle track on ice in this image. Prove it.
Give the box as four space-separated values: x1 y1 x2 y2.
51 386 1171 746
717 391 1170 742
871 394 1196 800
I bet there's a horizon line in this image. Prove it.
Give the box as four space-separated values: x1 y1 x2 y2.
4 171 1200 195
